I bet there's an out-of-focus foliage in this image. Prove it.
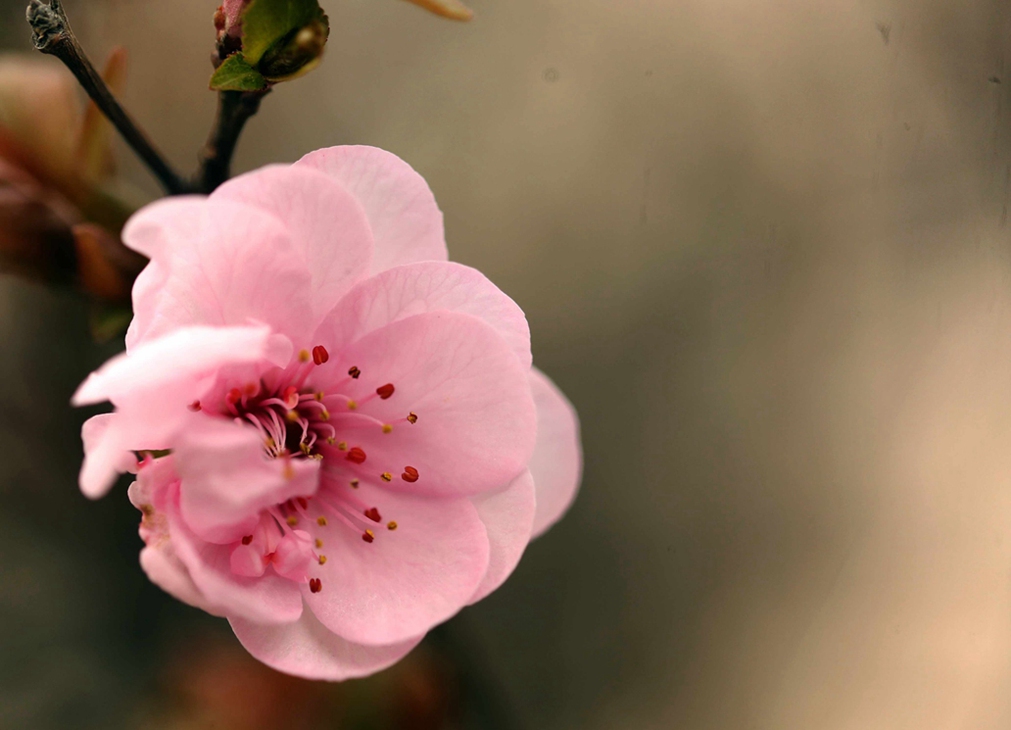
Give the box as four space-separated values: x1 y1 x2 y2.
0 53 143 310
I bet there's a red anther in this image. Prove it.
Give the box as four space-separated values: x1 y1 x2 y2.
402 466 419 483
346 447 367 464
297 497 308 510
348 366 361 379
188 400 202 412
309 577 322 593
213 7 226 31
362 530 375 543
312 345 329 365
377 383 395 400
226 388 242 405
282 385 299 409
241 535 253 545
364 507 382 523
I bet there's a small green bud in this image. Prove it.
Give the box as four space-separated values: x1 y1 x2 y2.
257 15 329 82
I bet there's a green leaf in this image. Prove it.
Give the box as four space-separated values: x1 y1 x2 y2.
242 0 322 66
209 54 268 91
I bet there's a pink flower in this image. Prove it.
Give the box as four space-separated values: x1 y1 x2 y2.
73 146 582 680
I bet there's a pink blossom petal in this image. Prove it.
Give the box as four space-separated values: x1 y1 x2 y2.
295 146 447 273
79 414 138 499
469 469 536 603
174 418 320 544
73 325 291 499
314 261 531 369
230 610 423 681
528 369 583 537
128 457 225 615
213 165 373 324
316 311 536 498
125 259 168 350
165 483 304 624
121 196 314 346
140 547 225 615
74 324 291 407
303 488 489 645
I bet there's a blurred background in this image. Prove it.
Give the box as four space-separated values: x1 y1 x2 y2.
2 0 1011 727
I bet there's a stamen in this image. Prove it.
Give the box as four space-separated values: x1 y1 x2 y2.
318 555 327 565
350 479 360 488
380 472 392 482
336 441 348 451
317 515 327 526
286 515 298 526
242 535 253 545
312 345 329 365
346 447 367 464
299 349 311 363
376 383 395 400
362 530 375 543
348 366 361 379
364 507 382 522
407 412 418 424
382 424 393 434
309 577 322 593
402 466 419 483
282 386 299 409
347 400 357 410
315 538 323 548
188 400 202 412
387 521 398 531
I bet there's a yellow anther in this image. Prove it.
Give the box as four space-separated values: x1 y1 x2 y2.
382 424 393 434
380 472 392 482
350 479 360 488
318 555 327 565
286 410 300 422
140 504 154 517
336 441 348 451
320 409 330 420
283 463 295 480
347 400 357 410
315 391 325 401
298 349 311 363
387 521 398 531
407 412 418 424
326 437 336 445
315 538 323 548
286 515 298 526
317 516 327 526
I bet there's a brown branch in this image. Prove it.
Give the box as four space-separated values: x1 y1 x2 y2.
26 0 192 195
194 89 268 193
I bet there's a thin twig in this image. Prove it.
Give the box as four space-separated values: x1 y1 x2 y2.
195 89 268 193
26 0 192 195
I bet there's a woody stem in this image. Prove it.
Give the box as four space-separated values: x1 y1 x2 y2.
26 0 193 195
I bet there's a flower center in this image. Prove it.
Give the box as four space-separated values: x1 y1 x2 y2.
193 346 423 593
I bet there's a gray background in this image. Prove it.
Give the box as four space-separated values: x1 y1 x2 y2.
3 0 1011 727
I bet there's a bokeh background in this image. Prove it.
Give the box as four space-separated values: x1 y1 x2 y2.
3 0 1011 727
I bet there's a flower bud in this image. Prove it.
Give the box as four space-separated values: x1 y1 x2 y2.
257 16 329 83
